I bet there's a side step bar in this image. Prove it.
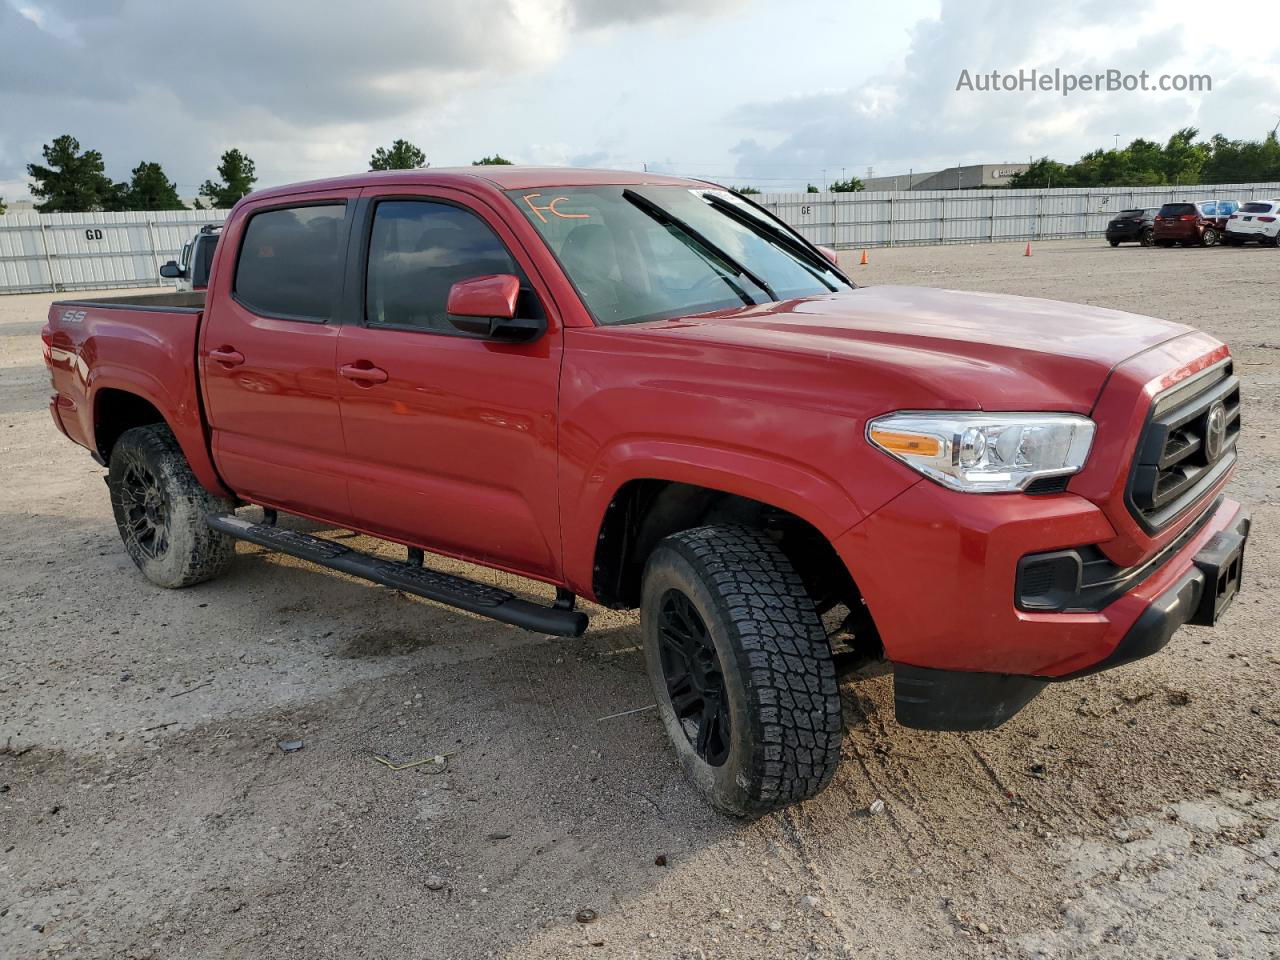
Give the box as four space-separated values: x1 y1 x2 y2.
207 514 589 638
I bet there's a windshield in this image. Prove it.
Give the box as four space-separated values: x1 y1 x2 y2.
507 185 851 326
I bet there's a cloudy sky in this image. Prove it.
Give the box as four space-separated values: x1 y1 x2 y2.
2 0 1278 201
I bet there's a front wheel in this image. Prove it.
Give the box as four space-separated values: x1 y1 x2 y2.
1108 240 1121 247
641 524 843 817
108 424 235 588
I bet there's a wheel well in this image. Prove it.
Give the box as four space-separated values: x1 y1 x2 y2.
94 389 166 462
592 480 860 614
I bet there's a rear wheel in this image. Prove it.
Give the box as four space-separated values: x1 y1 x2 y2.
108 424 235 588
1201 227 1219 247
1140 228 1154 247
1108 240 1121 247
641 524 843 817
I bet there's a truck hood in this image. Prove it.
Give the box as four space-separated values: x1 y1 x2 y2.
654 285 1194 412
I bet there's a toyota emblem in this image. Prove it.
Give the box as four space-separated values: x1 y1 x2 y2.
1205 402 1227 462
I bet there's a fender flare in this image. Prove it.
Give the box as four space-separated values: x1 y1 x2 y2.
87 367 231 497
566 438 866 598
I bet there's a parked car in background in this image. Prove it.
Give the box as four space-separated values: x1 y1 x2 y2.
1153 200 1240 248
1105 207 1160 246
160 224 222 291
1224 200 1280 246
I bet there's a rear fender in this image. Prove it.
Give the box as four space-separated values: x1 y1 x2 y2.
87 368 230 497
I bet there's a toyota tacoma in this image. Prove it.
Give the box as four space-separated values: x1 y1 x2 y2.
41 168 1249 816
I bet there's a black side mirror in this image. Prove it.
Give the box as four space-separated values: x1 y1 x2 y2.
450 314 547 341
159 261 184 280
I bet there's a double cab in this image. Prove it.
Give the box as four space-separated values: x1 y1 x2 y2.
42 168 1249 816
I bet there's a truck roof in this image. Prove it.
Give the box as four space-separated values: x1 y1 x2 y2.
245 166 710 203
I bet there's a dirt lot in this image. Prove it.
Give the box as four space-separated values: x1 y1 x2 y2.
3 239 1278 960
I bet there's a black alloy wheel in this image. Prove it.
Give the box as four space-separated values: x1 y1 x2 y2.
657 588 732 766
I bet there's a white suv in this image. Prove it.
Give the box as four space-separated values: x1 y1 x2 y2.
1224 200 1280 246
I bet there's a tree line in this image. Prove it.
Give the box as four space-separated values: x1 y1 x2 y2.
1009 127 1280 189
7 135 512 214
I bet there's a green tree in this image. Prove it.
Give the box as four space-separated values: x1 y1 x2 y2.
123 161 185 210
0 197 6 216
806 183 820 193
730 185 761 195
472 154 513 165
828 176 864 193
199 149 257 208
1161 127 1208 185
1006 158 1077 189
369 139 427 170
27 134 119 212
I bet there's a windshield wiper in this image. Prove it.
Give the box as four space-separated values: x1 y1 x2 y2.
699 191 842 291
622 189 777 303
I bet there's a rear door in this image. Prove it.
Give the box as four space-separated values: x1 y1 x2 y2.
334 186 564 579
200 192 355 522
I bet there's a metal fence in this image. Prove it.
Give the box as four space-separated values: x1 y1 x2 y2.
4 179 1280 294
755 181 1280 249
0 209 228 295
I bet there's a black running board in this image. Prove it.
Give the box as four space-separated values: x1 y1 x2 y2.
207 514 589 638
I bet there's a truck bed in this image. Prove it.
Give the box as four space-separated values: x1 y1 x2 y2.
43 290 226 495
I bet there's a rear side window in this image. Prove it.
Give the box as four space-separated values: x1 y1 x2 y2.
235 204 347 320
1241 202 1274 213
1199 202 1218 216
1159 203 1196 216
365 200 520 333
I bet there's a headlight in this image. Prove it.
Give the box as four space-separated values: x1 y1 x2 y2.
867 412 1095 493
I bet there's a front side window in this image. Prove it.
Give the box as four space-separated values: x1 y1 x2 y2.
507 185 851 326
235 204 347 320
365 201 519 333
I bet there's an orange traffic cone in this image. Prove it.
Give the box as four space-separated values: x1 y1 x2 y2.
859 250 869 266
1024 241 1032 257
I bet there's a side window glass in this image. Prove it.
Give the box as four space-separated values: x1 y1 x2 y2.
234 204 347 321
366 201 520 333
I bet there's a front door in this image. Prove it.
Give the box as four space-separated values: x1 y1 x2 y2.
200 193 355 522
335 189 564 580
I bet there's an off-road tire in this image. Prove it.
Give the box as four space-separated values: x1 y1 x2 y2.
108 424 235 588
640 524 842 817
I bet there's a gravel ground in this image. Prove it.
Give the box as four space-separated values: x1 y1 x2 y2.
2 239 1278 960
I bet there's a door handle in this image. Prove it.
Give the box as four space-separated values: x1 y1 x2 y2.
339 362 389 385
209 346 245 367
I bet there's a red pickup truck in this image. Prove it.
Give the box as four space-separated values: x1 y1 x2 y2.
42 168 1248 816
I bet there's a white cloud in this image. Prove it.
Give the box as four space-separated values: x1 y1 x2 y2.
729 0 1280 184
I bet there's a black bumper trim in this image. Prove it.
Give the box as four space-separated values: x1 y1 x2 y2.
896 509 1250 731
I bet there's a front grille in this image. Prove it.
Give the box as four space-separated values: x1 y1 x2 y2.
1127 360 1240 531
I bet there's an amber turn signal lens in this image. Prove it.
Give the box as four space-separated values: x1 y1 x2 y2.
868 428 942 457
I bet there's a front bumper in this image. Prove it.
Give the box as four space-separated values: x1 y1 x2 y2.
889 505 1249 730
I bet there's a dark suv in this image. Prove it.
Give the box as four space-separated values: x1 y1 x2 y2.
1153 200 1240 248
1105 207 1159 246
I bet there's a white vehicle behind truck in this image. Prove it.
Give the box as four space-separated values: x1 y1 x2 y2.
159 224 222 291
